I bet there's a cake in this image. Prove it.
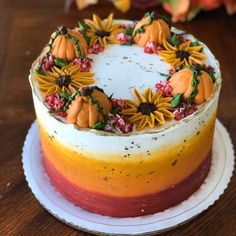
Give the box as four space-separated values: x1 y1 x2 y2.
29 12 221 217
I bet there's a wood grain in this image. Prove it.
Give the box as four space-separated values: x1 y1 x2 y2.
0 0 235 235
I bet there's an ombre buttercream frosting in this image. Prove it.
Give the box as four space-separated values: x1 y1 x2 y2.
29 14 222 217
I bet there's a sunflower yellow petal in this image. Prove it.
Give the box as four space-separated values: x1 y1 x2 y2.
84 19 98 30
93 14 105 30
179 41 191 50
134 88 147 103
158 108 175 119
189 56 204 65
163 39 177 51
147 113 155 128
136 116 147 131
122 108 137 115
104 13 113 29
129 112 143 122
51 66 62 76
154 111 165 125
144 88 153 102
188 45 202 52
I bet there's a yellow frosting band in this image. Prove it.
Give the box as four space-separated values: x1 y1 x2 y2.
39 111 216 197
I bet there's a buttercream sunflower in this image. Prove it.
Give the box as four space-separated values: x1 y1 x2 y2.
35 64 95 97
84 13 123 47
159 39 206 67
122 88 174 131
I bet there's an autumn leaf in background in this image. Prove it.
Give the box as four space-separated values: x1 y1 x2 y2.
162 0 236 22
72 0 236 22
75 0 161 12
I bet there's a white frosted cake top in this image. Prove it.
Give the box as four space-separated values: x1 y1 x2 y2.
90 44 170 99
89 30 220 100
30 14 222 135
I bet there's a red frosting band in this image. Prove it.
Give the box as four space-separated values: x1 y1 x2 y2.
44 152 211 217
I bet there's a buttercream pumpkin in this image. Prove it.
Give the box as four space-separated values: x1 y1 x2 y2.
67 87 111 128
168 68 214 105
51 26 88 61
133 14 171 47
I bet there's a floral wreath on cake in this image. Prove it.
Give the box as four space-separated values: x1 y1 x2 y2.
34 12 217 134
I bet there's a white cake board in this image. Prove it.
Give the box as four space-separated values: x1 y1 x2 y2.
22 120 234 235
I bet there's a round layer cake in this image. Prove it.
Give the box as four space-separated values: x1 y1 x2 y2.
29 13 221 217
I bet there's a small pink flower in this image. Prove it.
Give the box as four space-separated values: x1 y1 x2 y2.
88 44 104 54
41 54 54 71
111 98 129 110
173 103 197 121
105 114 133 134
116 32 132 45
45 93 66 117
144 42 157 54
155 81 173 97
73 57 93 72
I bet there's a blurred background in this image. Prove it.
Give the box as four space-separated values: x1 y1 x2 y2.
0 0 236 235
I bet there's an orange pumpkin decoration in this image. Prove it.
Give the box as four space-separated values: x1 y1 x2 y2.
168 68 214 105
67 87 111 128
51 26 88 61
133 14 171 47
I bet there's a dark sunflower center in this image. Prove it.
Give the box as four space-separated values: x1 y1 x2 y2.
56 75 71 88
137 102 157 115
176 50 190 60
95 30 111 38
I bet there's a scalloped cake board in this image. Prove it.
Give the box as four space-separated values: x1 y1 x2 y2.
22 119 234 235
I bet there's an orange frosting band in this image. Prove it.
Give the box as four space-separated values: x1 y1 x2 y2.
39 112 216 197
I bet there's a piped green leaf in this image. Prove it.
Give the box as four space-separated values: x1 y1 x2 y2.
54 58 68 68
110 107 120 115
124 26 134 36
158 72 171 80
60 91 70 101
35 69 46 75
171 93 183 108
168 34 180 46
92 120 106 130
78 22 89 32
191 41 200 47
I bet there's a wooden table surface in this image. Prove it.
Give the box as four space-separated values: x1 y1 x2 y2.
0 0 236 235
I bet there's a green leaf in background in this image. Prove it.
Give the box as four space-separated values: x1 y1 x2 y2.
54 58 68 68
171 93 183 108
161 0 178 8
